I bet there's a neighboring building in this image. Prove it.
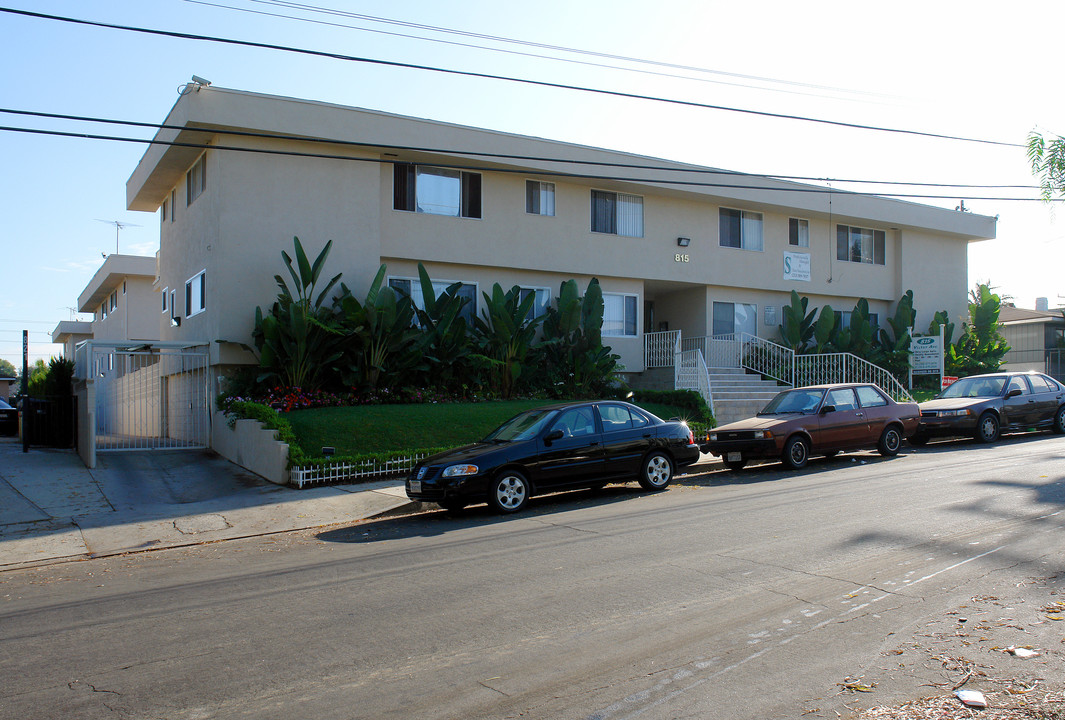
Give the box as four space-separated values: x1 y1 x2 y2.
51 320 94 361
999 304 1065 380
77 254 160 344
0 377 15 401
125 85 997 392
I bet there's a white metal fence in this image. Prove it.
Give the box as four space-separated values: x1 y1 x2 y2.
78 342 210 451
647 331 914 403
675 348 715 418
645 330 680 368
289 452 434 489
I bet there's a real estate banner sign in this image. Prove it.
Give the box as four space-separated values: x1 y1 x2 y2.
911 335 943 375
783 252 810 282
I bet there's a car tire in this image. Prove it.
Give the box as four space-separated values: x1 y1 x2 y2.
973 411 1000 443
781 436 809 470
1054 405 1065 435
877 425 902 457
724 458 747 471
488 470 530 513
908 434 929 446
438 499 468 513
638 452 673 491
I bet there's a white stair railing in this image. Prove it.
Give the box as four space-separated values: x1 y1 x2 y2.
675 348 715 418
645 330 681 368
793 352 914 403
738 333 793 385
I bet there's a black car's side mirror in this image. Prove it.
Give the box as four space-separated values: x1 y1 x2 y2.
820 404 836 414
544 429 565 443
1006 388 1023 399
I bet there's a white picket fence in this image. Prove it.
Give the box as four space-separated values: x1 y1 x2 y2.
290 452 433 489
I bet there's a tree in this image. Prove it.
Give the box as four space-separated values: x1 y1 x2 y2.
1027 131 1065 201
0 358 16 378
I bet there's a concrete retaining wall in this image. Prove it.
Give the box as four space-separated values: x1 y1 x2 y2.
210 410 290 485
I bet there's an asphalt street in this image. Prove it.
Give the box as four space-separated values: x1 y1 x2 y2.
2 434 1064 719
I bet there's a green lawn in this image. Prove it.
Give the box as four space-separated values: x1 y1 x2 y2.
284 399 694 458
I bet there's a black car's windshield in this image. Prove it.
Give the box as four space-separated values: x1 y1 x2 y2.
484 408 558 442
939 376 1006 399
759 388 826 415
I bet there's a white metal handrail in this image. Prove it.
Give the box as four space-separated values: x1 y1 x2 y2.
793 352 914 403
645 330 681 368
675 348 714 418
738 333 793 385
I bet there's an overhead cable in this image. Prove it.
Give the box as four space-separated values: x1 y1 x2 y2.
0 7 1025 149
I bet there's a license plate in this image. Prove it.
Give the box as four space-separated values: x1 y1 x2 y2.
409 480 421 494
727 452 742 462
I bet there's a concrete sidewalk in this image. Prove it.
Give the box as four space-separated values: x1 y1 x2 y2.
0 437 415 570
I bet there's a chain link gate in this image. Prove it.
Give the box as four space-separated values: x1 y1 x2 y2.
87 343 210 451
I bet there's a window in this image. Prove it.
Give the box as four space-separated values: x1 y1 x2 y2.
518 287 551 320
393 163 481 218
836 311 879 329
388 277 477 324
789 218 809 247
856 385 888 408
599 403 650 431
170 189 176 222
110 291 117 312
591 190 643 237
185 270 206 317
719 208 763 251
551 406 597 437
526 180 555 216
161 198 167 223
602 293 638 337
162 287 169 314
1006 376 1030 395
712 302 757 337
1028 375 1053 393
186 155 206 206
826 388 858 411
100 303 107 320
836 225 885 265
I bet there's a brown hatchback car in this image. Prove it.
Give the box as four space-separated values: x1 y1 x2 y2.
702 383 920 470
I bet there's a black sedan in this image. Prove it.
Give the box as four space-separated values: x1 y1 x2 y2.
913 372 1065 444
406 400 701 513
0 398 17 436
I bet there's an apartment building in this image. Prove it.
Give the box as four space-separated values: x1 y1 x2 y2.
125 86 996 382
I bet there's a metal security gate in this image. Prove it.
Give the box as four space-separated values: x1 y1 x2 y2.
87 343 210 451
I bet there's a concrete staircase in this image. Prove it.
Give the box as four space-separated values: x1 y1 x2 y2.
630 366 786 427
706 368 785 427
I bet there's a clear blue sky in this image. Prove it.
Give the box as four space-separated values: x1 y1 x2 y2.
1 0 1062 369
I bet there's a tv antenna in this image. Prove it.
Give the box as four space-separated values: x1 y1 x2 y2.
95 219 142 254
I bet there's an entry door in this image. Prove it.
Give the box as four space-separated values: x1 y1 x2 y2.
533 405 604 488
816 388 867 450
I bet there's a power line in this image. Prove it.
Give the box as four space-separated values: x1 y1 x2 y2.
2 122 1057 202
186 0 891 103
0 6 1026 149
0 107 1040 191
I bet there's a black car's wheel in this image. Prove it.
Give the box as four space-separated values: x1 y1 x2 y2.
438 499 468 513
877 425 902 457
1054 405 1065 435
974 411 1000 443
781 436 809 470
638 451 673 491
488 470 530 513
908 434 929 446
724 458 747 471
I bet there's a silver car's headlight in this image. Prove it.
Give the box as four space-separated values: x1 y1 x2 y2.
442 464 479 478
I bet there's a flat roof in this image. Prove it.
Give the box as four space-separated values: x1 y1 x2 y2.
127 86 997 242
77 255 157 312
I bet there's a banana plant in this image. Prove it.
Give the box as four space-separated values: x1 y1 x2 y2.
472 283 542 398
778 290 817 352
252 237 344 390
411 263 474 391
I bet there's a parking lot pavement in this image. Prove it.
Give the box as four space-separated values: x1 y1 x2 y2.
0 437 414 570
